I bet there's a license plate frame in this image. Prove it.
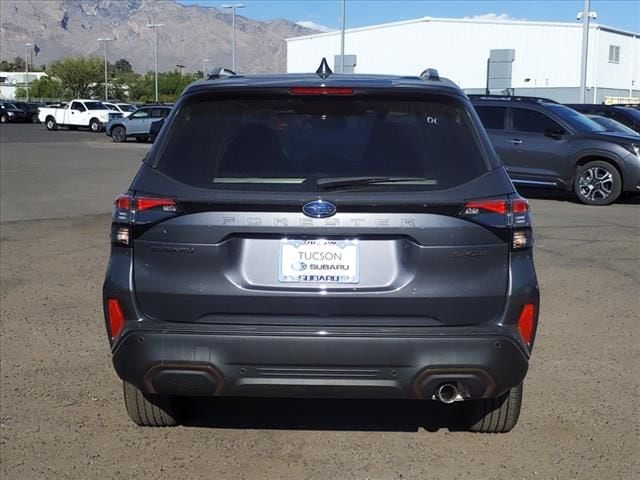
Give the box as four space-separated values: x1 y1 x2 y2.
278 239 360 284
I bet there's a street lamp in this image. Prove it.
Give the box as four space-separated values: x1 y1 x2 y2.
24 43 31 102
202 58 210 79
97 37 113 101
221 4 245 71
340 0 346 73
147 23 164 102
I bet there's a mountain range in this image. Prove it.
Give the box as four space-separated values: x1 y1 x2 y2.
0 0 318 74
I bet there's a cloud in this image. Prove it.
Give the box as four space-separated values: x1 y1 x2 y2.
296 20 334 32
465 13 526 21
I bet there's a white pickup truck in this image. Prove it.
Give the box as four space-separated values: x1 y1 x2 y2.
39 99 123 132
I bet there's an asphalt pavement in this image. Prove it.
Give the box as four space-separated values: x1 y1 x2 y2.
1 123 639 479
0 124 146 222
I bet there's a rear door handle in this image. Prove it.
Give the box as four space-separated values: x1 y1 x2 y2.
509 138 523 145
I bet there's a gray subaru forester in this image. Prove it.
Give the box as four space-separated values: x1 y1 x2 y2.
103 61 540 433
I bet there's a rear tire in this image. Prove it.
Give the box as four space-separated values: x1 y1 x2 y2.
464 382 523 433
89 118 101 132
45 117 57 130
123 381 180 427
111 125 126 143
573 160 622 206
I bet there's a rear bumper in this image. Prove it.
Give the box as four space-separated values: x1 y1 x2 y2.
112 323 529 400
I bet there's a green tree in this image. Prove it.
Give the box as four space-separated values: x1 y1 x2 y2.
114 58 133 74
25 76 66 100
48 56 102 98
15 86 27 99
12 56 26 71
128 71 197 103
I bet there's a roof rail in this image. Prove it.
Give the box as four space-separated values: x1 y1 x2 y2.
419 68 440 81
467 94 559 104
207 67 237 80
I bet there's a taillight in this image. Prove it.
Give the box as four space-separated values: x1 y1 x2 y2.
517 304 536 347
460 196 532 251
107 298 125 339
290 87 353 96
462 199 507 215
111 194 179 247
135 197 177 212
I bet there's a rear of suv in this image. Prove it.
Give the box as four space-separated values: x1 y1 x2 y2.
470 95 640 205
103 62 540 433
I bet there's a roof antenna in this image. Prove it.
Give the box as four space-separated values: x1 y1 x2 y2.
316 57 333 79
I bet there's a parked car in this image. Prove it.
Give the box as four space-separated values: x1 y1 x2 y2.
149 117 165 143
471 95 640 205
566 104 640 133
0 102 28 123
104 62 540 432
38 99 122 132
13 101 44 123
585 114 640 137
105 105 172 142
103 102 137 117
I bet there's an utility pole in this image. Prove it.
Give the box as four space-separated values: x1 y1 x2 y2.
221 4 245 71
25 43 32 102
340 0 346 73
202 58 210 79
98 37 112 100
147 23 164 102
579 0 591 103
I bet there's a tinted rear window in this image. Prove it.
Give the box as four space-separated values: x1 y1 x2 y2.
155 94 488 192
475 106 507 130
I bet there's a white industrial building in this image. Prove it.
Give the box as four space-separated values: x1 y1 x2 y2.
286 17 640 104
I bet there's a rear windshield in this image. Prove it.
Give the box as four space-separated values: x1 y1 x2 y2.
155 94 489 192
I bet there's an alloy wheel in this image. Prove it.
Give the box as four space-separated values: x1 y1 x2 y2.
578 167 614 202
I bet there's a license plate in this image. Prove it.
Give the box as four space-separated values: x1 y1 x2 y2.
279 239 359 284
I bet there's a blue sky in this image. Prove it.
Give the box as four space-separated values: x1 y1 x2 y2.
179 0 640 32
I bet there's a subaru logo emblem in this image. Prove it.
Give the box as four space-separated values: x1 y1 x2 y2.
302 200 337 218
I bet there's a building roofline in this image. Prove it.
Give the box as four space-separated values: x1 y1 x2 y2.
286 16 639 42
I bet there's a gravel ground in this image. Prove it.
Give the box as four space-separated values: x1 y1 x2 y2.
1 124 639 479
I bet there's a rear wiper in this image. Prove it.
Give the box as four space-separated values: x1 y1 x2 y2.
316 176 429 190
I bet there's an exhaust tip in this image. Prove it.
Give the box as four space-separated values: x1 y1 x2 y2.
436 383 458 404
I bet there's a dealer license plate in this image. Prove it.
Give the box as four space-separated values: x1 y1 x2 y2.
279 239 359 284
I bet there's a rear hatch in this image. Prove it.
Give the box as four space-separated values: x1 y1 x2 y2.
123 87 517 327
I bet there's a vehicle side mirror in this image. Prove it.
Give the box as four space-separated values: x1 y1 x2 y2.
544 128 565 140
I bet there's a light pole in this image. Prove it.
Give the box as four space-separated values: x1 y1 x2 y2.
221 4 245 71
147 23 164 102
24 43 31 102
202 58 210 78
578 0 591 103
340 0 346 73
97 37 112 100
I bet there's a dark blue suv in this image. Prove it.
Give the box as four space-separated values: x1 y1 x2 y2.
103 62 539 432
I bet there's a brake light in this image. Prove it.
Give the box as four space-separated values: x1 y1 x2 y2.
135 197 177 212
512 198 529 214
107 298 125 339
290 87 353 96
111 194 179 247
115 194 131 210
461 197 532 250
463 199 507 215
517 304 536 347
